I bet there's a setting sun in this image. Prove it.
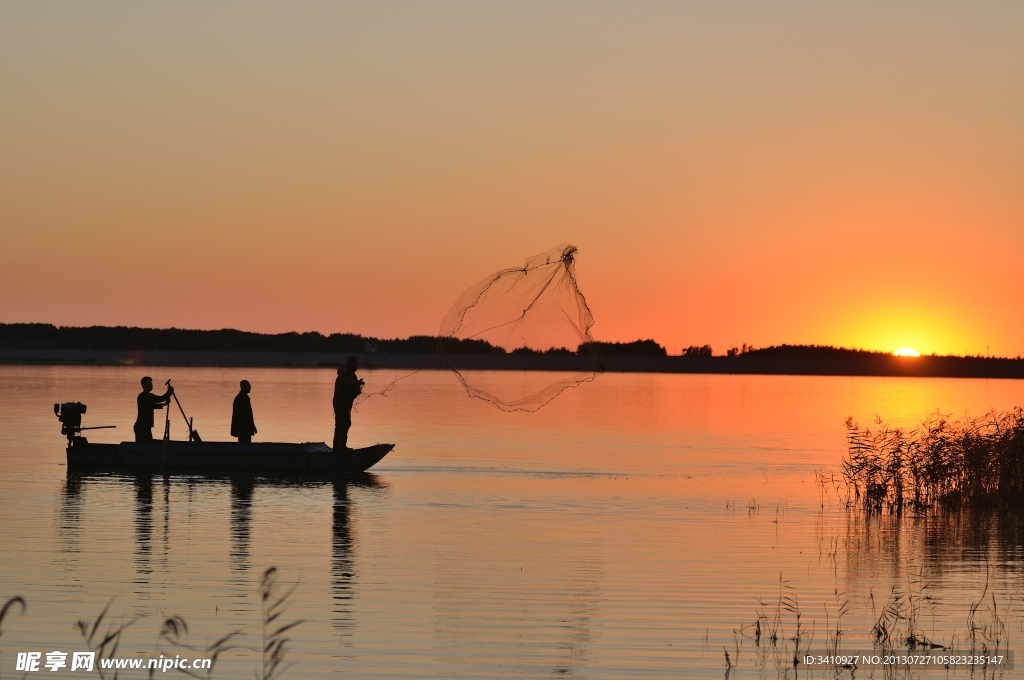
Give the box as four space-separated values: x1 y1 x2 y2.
893 348 921 357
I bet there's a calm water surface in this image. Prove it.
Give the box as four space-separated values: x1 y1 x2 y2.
2 365 1023 678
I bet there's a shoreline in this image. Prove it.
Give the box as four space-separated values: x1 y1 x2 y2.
3 348 1024 379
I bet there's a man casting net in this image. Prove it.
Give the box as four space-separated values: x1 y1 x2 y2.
438 244 602 411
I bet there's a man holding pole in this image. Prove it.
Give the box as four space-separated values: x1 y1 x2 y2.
333 357 364 451
134 376 174 442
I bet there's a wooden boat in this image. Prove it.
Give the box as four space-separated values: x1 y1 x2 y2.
55 399 393 475
66 438 394 474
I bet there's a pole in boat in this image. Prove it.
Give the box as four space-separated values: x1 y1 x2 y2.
167 383 195 442
161 380 172 469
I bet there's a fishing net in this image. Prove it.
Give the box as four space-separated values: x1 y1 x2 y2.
439 244 602 411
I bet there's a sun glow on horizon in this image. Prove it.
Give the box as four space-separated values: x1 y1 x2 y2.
893 347 920 357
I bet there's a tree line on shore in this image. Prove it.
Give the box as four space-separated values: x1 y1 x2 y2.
0 323 669 356
1 324 1017 361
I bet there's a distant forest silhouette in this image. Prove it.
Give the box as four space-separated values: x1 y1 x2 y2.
0 323 669 357
0 324 1015 361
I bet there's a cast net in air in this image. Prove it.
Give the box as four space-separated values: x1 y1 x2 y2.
438 244 602 411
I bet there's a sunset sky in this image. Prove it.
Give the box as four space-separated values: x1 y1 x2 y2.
2 2 1022 356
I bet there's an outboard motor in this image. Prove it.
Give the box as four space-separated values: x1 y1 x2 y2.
54 402 114 445
55 402 87 442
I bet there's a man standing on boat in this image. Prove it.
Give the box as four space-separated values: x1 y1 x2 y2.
134 376 174 442
333 356 364 451
231 380 257 444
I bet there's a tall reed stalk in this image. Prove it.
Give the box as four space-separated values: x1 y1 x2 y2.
843 409 1024 510
1 596 26 679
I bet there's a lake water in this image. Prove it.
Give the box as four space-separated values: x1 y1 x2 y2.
1 365 1022 678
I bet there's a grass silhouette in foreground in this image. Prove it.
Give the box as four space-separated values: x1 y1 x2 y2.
0 595 26 676
0 567 300 680
727 569 1010 677
843 409 1024 510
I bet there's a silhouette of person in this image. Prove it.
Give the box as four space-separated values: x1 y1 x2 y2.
333 357 364 451
134 376 173 442
231 380 257 444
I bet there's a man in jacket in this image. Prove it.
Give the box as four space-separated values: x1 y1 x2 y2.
333 357 364 451
231 380 257 444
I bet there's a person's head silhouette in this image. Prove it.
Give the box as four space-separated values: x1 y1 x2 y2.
141 376 153 392
240 380 251 394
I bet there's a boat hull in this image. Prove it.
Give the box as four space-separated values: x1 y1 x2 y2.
66 439 393 474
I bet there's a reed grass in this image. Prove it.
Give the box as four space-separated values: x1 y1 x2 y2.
154 614 243 680
1 566 299 680
735 575 1012 675
822 588 848 658
1 596 26 678
843 409 1024 510
258 567 303 680
74 598 141 680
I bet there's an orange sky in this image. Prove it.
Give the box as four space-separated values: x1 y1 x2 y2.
2 3 1022 356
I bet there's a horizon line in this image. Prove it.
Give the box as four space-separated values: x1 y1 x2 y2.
0 321 1018 362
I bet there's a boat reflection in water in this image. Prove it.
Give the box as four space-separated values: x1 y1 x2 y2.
332 479 357 643
229 477 254 575
58 470 388 638
134 475 154 580
53 468 606 676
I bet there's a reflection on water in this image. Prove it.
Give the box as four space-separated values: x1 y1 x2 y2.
57 475 82 558
840 508 1024 584
331 474 386 646
46 471 390 673
133 475 153 581
552 542 600 676
230 477 254 576
50 472 1023 677
5 366 1024 677
332 480 353 642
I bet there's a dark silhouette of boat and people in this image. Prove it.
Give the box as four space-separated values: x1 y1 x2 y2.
52 356 392 475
